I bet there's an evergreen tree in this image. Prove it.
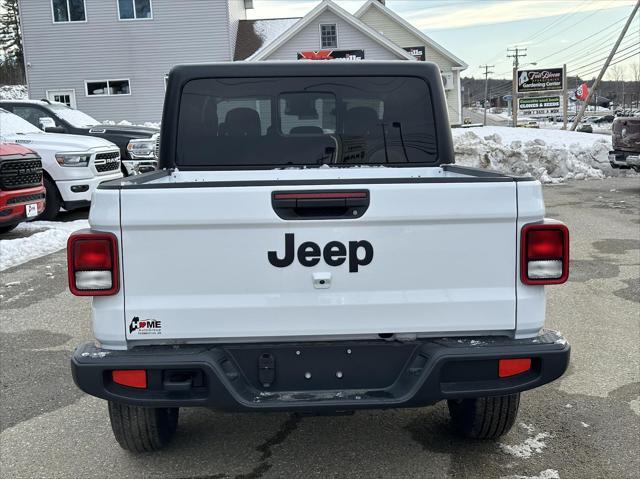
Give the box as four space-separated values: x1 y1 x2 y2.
0 0 24 84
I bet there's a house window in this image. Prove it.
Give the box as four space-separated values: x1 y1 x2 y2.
52 0 86 22
86 79 131 96
118 0 152 20
320 24 337 49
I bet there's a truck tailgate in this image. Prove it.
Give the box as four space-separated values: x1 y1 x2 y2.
120 181 517 341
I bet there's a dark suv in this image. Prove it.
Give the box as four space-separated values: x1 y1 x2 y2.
0 100 159 176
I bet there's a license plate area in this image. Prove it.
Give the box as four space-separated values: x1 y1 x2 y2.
224 341 419 392
25 203 38 218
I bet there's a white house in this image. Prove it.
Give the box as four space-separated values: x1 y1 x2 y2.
235 0 467 124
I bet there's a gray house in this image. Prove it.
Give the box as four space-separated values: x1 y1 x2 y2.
19 0 250 123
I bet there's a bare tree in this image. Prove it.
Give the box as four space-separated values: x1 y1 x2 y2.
630 63 640 108
607 65 625 107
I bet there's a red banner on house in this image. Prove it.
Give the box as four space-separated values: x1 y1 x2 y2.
297 50 364 60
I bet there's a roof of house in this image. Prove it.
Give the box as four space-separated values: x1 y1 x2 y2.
246 0 416 61
354 0 468 69
234 18 301 61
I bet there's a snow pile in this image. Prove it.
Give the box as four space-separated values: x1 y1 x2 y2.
253 18 300 44
102 120 160 129
0 219 89 271
0 84 27 100
452 126 614 183
499 431 551 458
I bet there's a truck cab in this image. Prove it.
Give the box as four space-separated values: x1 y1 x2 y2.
0 100 159 176
69 62 570 452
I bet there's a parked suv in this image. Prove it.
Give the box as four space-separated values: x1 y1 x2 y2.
0 108 122 219
0 143 46 233
0 100 159 176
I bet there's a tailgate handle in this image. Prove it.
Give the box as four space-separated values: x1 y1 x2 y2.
272 190 369 220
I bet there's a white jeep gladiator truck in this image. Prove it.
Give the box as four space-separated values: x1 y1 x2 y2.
69 62 570 452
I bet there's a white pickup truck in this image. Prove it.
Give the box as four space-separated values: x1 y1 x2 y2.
0 108 122 219
69 62 570 452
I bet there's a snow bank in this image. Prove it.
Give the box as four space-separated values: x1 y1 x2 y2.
0 84 27 100
452 126 615 183
0 219 89 271
102 120 160 129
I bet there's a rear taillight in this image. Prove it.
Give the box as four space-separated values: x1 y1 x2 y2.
67 231 119 296
521 222 569 285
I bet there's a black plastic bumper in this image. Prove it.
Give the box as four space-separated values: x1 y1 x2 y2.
71 330 570 412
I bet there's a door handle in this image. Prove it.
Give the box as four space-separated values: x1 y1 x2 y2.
272 190 370 220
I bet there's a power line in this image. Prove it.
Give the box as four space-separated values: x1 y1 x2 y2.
521 0 597 44
575 48 640 78
571 0 639 130
532 15 628 64
559 31 638 69
569 41 640 74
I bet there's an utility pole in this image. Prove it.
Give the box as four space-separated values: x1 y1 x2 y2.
571 0 639 130
507 47 527 127
562 64 568 130
480 64 494 126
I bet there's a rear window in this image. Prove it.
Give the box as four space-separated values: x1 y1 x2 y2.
176 76 437 168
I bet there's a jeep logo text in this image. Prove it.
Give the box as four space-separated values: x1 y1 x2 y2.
268 233 373 272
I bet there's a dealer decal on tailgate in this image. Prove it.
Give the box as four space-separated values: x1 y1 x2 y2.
268 233 373 273
129 317 162 335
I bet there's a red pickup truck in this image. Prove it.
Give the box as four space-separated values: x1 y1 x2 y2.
0 143 46 234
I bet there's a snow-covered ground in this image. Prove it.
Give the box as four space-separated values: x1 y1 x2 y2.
0 219 88 271
452 126 624 183
0 84 27 100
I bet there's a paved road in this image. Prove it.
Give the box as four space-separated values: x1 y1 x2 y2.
1 178 638 479
463 108 510 127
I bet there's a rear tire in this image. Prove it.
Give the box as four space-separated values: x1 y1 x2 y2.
447 393 520 439
41 177 61 221
108 401 179 452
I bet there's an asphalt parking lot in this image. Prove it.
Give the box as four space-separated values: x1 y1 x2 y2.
1 177 638 479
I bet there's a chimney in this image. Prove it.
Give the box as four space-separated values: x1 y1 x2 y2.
376 0 386 5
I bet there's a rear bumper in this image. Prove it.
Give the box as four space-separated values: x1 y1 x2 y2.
72 330 569 411
609 150 640 169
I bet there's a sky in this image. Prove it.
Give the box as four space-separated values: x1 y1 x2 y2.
248 0 640 80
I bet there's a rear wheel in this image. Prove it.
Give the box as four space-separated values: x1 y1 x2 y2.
108 401 179 452
41 177 61 221
447 393 520 439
